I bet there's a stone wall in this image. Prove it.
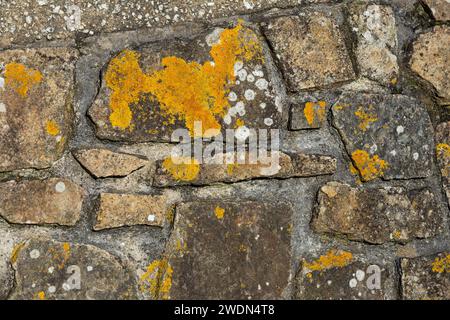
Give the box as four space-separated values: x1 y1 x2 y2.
0 0 449 300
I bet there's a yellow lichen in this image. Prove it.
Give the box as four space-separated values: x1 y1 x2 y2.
351 149 388 181
354 107 378 131
431 254 450 273
104 23 262 136
4 63 42 97
162 156 200 181
304 101 327 127
46 120 60 136
304 250 353 272
37 291 46 300
10 242 25 264
140 259 173 300
436 143 450 159
214 206 225 220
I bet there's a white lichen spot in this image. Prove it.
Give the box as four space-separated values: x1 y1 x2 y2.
255 78 268 91
252 68 264 78
228 91 237 102
396 126 404 134
147 214 156 222
224 114 232 125
390 150 397 156
0 103 6 113
413 152 419 160
64 5 82 32
235 125 250 141
0 77 5 89
48 267 54 274
87 266 93 272
62 283 71 291
235 101 246 116
247 74 255 82
38 0 48 5
349 278 358 288
258 284 262 290
264 118 273 126
260 103 266 109
243 0 255 9
244 89 255 101
48 286 56 294
275 96 283 113
55 182 66 193
369 144 378 154
30 249 40 259
233 61 243 75
237 69 247 82
355 270 365 281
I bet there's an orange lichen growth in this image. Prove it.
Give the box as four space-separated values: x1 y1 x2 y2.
214 206 225 219
304 101 326 126
354 107 378 131
303 250 353 272
436 143 450 158
10 242 25 264
104 23 262 136
46 120 60 136
140 259 173 299
235 118 245 128
431 254 450 273
4 63 42 97
36 291 46 300
351 150 388 181
162 156 200 181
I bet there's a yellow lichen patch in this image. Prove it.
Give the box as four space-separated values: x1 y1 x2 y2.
5 63 42 97
36 291 46 300
304 101 327 126
351 149 388 181
10 242 25 264
140 259 173 300
303 250 353 272
104 23 262 136
235 118 245 128
46 120 60 136
354 107 378 131
436 143 450 159
431 254 450 273
162 156 200 181
214 206 225 220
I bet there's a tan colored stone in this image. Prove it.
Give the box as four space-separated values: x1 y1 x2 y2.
263 10 355 91
94 193 173 230
0 178 84 226
73 148 148 178
411 26 450 103
422 0 450 21
0 48 77 172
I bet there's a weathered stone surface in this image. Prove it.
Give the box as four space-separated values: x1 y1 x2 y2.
153 152 336 187
10 239 137 300
148 201 292 299
89 24 282 143
401 252 449 300
290 100 328 130
296 250 396 299
349 4 399 86
332 93 435 181
422 0 450 21
0 48 77 172
262 10 355 91
73 148 148 178
411 26 450 103
312 182 444 244
94 193 173 230
0 0 335 47
0 178 84 226
436 122 450 205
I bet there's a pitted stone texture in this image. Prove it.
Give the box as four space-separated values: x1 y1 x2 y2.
0 48 77 172
411 26 450 104
73 148 148 178
332 93 434 181
436 122 450 205
312 182 444 244
349 4 398 86
153 152 336 187
290 100 329 130
263 11 355 91
401 252 449 300
0 0 335 47
94 193 173 230
159 201 292 299
422 0 450 21
89 25 282 143
296 251 396 299
0 178 84 226
10 239 137 300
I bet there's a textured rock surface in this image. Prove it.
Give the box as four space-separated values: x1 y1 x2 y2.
312 182 444 244
411 26 450 103
332 93 435 181
73 148 148 178
435 122 450 205
0 48 77 172
10 239 137 300
153 152 336 186
0 178 84 226
296 250 396 299
263 10 355 91
151 200 292 299
401 252 449 300
290 100 328 130
422 0 450 21
94 193 173 230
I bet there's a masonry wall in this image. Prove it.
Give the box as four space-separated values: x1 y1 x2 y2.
0 0 448 300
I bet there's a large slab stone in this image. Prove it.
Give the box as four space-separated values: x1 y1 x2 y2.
348 4 399 86
296 250 396 299
411 26 450 104
312 182 444 244
0 48 78 172
422 0 450 21
153 152 336 187
332 93 435 181
401 252 449 300
262 10 355 91
0 178 84 226
10 239 137 300
435 121 450 205
151 201 292 299
89 24 282 143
